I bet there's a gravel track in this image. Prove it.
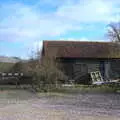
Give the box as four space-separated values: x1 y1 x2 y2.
0 90 119 120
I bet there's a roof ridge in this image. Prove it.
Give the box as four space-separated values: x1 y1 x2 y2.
43 40 114 44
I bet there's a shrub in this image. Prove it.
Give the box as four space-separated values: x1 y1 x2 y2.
30 57 68 92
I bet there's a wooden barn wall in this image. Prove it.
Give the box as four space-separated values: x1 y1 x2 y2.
60 60 73 79
60 59 101 83
73 59 100 83
109 60 120 79
59 58 120 83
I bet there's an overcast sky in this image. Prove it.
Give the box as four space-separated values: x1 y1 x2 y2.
0 0 120 59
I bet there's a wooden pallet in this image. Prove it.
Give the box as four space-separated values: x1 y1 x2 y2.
90 71 104 85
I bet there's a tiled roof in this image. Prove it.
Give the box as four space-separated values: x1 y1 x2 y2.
42 40 120 59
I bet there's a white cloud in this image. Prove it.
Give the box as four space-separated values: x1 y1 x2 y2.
0 0 120 43
60 37 109 42
0 0 120 58
56 0 120 23
0 2 82 43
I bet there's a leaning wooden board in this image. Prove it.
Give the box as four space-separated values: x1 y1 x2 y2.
90 71 103 85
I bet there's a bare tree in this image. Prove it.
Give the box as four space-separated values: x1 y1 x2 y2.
107 22 120 42
30 56 68 92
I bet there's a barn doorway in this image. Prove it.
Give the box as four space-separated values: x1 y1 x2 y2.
73 63 88 84
100 61 105 79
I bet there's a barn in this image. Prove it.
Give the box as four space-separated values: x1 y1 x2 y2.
42 40 120 84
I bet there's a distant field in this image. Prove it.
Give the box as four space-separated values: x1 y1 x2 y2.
0 62 15 72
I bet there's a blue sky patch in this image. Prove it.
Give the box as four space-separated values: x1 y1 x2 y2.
0 0 120 59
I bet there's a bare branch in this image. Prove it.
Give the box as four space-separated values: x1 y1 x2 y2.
107 22 120 42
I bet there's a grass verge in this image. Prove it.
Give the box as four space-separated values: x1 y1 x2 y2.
48 84 120 94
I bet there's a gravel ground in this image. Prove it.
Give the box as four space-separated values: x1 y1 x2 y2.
0 90 119 120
